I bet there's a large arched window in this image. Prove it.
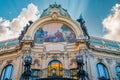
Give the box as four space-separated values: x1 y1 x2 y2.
96 63 109 80
115 66 120 79
1 64 14 80
48 60 63 77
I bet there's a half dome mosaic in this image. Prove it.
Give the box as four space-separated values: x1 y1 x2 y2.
34 23 76 44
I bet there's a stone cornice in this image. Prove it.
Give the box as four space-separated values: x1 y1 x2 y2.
0 38 18 43
89 44 120 55
0 49 21 61
90 36 120 44
0 45 20 55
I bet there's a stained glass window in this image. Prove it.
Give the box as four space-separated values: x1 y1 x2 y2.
1 64 14 80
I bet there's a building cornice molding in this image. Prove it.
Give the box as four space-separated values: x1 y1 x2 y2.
90 36 120 44
0 45 20 56
89 46 120 55
0 38 18 43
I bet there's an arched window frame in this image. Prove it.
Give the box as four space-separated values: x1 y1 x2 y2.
47 60 63 77
0 64 14 80
96 63 110 80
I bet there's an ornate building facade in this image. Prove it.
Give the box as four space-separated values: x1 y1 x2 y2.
0 3 120 80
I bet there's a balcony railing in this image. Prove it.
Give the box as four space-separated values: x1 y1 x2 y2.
30 68 77 80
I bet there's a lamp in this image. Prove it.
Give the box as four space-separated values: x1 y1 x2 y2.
76 55 89 80
76 55 83 64
24 55 32 67
20 54 32 80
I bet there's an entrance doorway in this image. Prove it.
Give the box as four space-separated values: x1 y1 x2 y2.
48 60 62 77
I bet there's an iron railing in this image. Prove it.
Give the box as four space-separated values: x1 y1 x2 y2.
30 68 77 80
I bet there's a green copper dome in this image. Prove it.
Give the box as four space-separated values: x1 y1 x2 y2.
40 3 71 18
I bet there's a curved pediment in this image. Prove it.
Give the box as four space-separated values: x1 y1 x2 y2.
25 15 84 43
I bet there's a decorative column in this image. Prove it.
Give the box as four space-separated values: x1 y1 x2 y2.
41 53 47 78
42 54 47 69
13 56 21 80
20 39 33 79
109 59 117 80
0 61 3 75
87 53 98 80
105 58 117 80
64 52 69 69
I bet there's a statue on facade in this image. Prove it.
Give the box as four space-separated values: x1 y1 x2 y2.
29 20 33 25
18 20 33 41
77 14 90 39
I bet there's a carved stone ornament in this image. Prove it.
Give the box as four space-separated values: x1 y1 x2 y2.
97 57 103 62
106 58 112 64
24 35 31 40
116 60 120 66
51 12 58 20
70 59 76 65
52 55 58 59
33 59 40 66
7 60 13 64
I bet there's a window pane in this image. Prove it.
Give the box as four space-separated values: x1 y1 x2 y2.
116 66 120 79
104 67 109 79
116 66 120 73
1 64 14 80
96 63 109 79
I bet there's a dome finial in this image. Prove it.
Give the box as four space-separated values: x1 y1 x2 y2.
52 2 58 7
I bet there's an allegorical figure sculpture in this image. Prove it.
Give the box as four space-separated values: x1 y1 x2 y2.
76 55 89 80
18 21 33 40
77 14 90 39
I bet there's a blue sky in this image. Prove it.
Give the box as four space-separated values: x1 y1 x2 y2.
0 0 120 41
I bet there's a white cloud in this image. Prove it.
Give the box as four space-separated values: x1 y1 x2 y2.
0 3 40 41
103 4 120 41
